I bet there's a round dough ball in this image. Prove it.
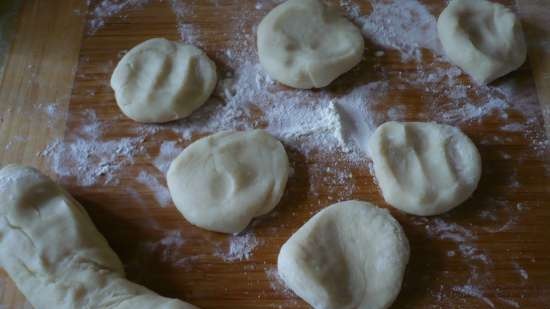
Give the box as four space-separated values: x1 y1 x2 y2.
167 130 289 234
257 0 364 89
368 122 482 216
278 200 409 309
437 0 526 84
111 38 217 123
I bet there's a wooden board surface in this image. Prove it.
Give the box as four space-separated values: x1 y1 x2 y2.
1 1 549 308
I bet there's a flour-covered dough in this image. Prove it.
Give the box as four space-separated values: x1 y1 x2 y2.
111 38 217 123
257 0 364 89
0 165 199 309
167 130 289 234
278 200 409 309
368 122 481 216
437 0 526 84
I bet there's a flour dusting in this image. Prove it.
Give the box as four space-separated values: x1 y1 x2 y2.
169 0 201 45
342 0 441 60
40 110 145 186
512 262 529 280
425 218 476 242
452 285 495 308
417 215 500 306
215 233 262 262
422 217 492 266
153 141 183 174
86 0 151 35
499 297 520 308
265 267 294 297
159 230 185 247
145 229 187 264
136 170 171 207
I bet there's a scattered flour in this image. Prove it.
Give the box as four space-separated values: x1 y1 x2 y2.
264 267 294 297
423 218 491 267
4 135 27 150
159 230 185 247
458 244 493 265
479 199 521 233
37 101 67 126
125 187 147 207
86 0 151 35
145 229 187 264
512 262 529 280
169 0 201 45
215 233 262 262
342 0 442 60
307 162 359 201
418 216 501 307
497 297 520 308
452 285 495 308
153 141 183 174
40 110 146 186
425 218 476 242
136 170 171 207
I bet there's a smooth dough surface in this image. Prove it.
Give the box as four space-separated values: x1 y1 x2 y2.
437 0 526 84
368 122 481 216
278 200 409 309
111 38 217 123
0 165 198 309
257 0 364 89
167 130 289 234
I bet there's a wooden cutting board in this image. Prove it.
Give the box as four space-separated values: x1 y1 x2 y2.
1 1 549 308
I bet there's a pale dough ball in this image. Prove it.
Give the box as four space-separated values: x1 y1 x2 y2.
167 130 289 234
437 0 526 84
257 0 364 89
278 200 409 309
368 122 482 216
111 38 217 123
0 165 198 309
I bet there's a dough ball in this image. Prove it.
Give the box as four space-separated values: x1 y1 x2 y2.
278 200 409 309
437 0 526 84
257 0 364 89
368 122 482 216
111 38 217 123
167 130 289 234
0 165 199 309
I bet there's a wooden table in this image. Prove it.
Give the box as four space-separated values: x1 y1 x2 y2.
0 1 549 308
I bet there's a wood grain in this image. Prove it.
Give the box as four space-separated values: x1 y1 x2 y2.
518 0 550 137
0 0 86 307
0 1 549 309
0 0 86 171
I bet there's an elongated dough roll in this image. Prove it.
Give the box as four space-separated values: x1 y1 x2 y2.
0 165 198 309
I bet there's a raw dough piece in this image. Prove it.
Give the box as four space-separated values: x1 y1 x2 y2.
437 0 526 84
278 200 409 309
368 122 481 216
257 0 364 89
0 165 199 309
167 130 289 234
111 38 217 123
